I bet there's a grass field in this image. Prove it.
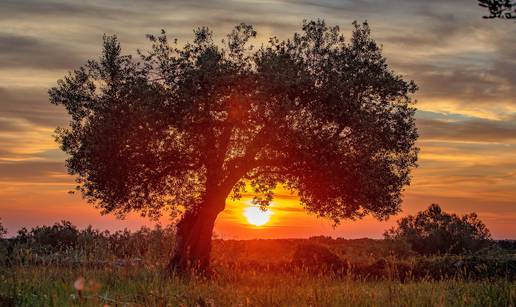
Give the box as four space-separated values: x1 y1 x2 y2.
1 265 515 306
1 225 515 306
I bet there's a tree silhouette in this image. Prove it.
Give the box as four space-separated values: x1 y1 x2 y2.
385 204 492 254
478 0 516 19
49 20 419 273
0 219 6 239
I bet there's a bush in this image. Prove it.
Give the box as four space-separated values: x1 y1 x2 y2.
385 204 492 255
291 243 344 270
0 219 6 239
29 221 79 253
0 221 174 266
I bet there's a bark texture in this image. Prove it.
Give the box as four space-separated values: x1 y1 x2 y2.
166 196 225 274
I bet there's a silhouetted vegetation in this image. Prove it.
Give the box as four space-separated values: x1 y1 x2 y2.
0 220 514 305
291 242 344 271
478 0 516 19
1 220 514 281
0 219 6 239
385 204 492 255
49 19 419 272
0 221 174 267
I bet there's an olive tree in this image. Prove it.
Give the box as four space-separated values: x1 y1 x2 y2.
49 20 418 273
478 0 515 19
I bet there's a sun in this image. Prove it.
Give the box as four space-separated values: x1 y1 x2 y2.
243 206 272 226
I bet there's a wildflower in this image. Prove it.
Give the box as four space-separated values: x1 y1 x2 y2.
73 277 85 300
73 277 85 291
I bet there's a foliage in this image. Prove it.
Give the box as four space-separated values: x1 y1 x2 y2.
384 204 492 255
1 221 514 282
0 219 6 239
498 240 516 250
1 221 174 266
49 20 419 224
24 221 79 253
291 242 344 270
0 220 6 265
478 0 516 19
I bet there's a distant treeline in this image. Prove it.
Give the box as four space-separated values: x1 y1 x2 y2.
0 204 504 260
0 221 175 266
0 219 515 281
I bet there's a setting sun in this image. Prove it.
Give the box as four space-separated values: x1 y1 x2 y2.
243 206 272 226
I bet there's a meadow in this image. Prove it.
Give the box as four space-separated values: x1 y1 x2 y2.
1 223 515 306
2 265 515 306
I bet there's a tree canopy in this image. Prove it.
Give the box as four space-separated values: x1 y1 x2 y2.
478 0 515 19
50 20 418 224
385 204 492 254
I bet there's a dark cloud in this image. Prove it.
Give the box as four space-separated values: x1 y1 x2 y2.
417 156 516 181
417 66 509 103
391 50 515 107
275 0 477 21
0 0 515 237
0 0 138 20
0 87 67 128
383 14 468 48
418 117 516 143
491 34 516 91
0 33 84 69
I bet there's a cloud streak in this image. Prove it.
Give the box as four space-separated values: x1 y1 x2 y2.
418 117 516 143
0 0 514 238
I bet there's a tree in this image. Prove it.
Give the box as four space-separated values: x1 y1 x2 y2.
478 0 516 19
49 20 418 273
384 204 492 254
29 221 79 253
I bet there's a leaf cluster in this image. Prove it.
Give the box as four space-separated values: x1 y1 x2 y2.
478 0 516 19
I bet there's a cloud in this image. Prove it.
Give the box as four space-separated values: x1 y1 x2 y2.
0 0 137 20
0 87 67 128
0 33 84 70
0 160 67 182
0 0 515 238
418 117 516 143
0 117 59 162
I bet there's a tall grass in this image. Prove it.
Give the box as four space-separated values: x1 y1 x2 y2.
1 265 514 306
1 223 515 306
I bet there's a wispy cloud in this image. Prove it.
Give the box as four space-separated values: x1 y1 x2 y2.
0 0 514 238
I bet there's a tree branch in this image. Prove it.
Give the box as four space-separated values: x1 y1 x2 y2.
219 127 272 195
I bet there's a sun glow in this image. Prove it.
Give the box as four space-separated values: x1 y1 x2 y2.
243 206 272 226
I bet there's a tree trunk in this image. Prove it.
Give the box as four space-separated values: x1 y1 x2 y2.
166 196 224 275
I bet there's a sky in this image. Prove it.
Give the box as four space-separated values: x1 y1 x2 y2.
0 0 515 239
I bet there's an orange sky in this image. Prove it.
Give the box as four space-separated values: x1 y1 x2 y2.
0 0 515 239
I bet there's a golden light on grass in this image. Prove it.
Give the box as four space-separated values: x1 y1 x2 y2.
243 205 272 226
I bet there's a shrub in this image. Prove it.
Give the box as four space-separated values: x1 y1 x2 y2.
28 221 79 253
291 243 344 270
0 219 6 239
385 204 492 255
1 221 174 266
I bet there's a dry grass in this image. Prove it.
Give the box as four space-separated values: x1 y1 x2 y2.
1 224 515 306
1 265 515 306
